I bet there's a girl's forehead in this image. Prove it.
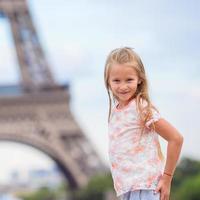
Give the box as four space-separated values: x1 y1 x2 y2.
109 63 138 76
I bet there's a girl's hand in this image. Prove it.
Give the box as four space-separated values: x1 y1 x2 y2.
154 174 172 200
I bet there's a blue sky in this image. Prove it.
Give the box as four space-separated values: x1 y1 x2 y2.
0 0 200 183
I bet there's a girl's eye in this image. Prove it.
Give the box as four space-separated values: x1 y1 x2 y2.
127 79 134 81
113 79 120 82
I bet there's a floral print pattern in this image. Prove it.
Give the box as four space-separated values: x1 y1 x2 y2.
108 99 165 197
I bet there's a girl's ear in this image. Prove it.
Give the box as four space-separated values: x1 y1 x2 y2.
138 80 142 84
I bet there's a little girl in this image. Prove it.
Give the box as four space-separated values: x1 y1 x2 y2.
104 47 183 200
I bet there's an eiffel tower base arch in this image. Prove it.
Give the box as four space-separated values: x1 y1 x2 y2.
0 88 108 197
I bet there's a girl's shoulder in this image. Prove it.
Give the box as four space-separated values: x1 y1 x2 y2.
138 98 158 111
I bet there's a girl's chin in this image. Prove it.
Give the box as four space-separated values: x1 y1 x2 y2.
118 98 131 103
119 96 132 101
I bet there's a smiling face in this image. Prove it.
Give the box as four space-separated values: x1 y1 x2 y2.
108 63 140 108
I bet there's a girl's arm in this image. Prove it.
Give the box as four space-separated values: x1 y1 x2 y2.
153 118 184 200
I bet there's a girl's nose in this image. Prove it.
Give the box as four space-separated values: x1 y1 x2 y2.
119 83 128 90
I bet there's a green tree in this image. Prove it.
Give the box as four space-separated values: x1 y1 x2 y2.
171 157 200 200
72 172 114 200
19 187 56 200
172 175 200 200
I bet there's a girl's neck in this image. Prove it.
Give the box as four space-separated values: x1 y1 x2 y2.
117 102 129 109
116 98 135 110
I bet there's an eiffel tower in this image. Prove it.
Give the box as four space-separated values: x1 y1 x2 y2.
0 0 107 191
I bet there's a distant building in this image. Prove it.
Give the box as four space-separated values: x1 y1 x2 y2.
0 193 22 200
27 165 64 189
8 165 64 190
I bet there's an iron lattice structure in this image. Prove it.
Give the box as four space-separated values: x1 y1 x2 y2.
0 0 107 190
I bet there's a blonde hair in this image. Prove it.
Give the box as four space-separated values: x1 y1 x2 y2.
104 47 154 126
104 47 164 160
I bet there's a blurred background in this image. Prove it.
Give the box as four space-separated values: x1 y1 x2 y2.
0 0 200 199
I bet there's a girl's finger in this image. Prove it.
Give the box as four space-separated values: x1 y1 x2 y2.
155 184 162 193
160 192 165 200
163 193 169 200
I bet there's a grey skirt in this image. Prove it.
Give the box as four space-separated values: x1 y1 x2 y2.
119 190 160 200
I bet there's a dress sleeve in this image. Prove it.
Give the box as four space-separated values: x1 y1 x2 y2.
145 108 162 129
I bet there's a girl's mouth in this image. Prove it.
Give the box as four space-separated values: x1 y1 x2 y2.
119 92 129 95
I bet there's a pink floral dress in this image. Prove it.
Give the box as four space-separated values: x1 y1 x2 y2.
108 98 165 197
